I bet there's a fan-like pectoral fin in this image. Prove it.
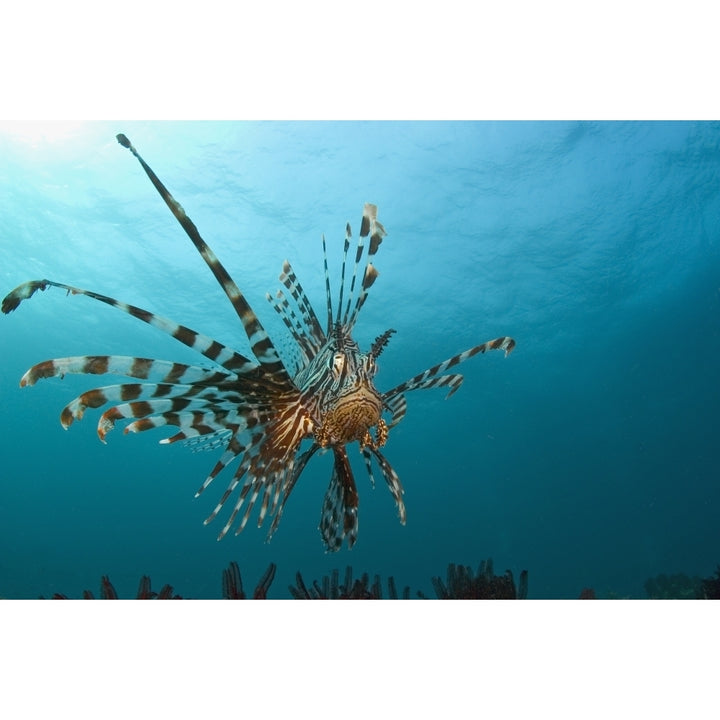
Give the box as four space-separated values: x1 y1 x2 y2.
61 381 227 428
319 447 359 552
369 447 406 525
382 335 516 403
95 397 240 443
3 279 255 375
116 134 293 386
266 442 320 542
18 355 236 388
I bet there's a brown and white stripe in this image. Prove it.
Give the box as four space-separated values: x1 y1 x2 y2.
2 133 516 552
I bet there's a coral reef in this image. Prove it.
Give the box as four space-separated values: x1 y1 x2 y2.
38 559 527 599
222 562 276 599
289 566 411 599
35 559 720 600
644 572 703 599
700 566 720 599
428 559 528 599
46 575 182 600
44 563 277 600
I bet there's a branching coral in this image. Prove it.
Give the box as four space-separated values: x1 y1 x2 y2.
644 572 703 599
700 566 720 599
44 563 277 600
39 557 532 599
429 559 528 599
289 566 411 599
222 562 277 599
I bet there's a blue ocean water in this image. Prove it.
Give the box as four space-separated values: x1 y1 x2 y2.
1 121 718 599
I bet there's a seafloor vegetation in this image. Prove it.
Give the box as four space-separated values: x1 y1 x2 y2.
28 561 720 599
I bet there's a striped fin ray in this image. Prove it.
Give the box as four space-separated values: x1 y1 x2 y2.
93 384 276 441
266 290 317 366
225 472 273 539
5 279 256 374
346 204 386 331
96 395 244 442
321 233 333 333
335 222 352 326
192 416 295 533
341 204 371 327
182 428 233 453
19 355 236 388
116 134 291 385
60 381 241 428
257 463 293 529
400 373 465 398
223 469 269 538
319 447 359 551
207 453 255 534
266 442 320 541
369 447 406 525
382 336 516 402
383 393 407 429
195 433 249 498
220 460 285 540
202 399 313 539
124 411 239 445
122 394 275 445
202 427 283 533
277 260 325 348
235 405 315 535
361 446 376 488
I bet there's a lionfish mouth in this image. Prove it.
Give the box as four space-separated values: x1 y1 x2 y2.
316 384 386 449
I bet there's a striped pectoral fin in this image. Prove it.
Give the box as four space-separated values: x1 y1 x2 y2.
20 355 236 388
221 461 270 539
195 432 247 498
182 428 233 453
319 447 359 552
125 406 242 446
382 336 516 401
383 393 407 428
361 447 376 488
204 402 310 540
267 290 318 366
266 442 320 542
207 405 310 536
238 448 302 536
205 454 254 534
117 135 292 386
154 411 235 445
255 466 289 530
277 260 325 347
206 428 278 538
61 381 211 427
6 278 256 375
368 447 406 525
96 397 231 442
345 204 386 330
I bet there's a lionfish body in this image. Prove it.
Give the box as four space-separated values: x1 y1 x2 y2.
2 134 515 551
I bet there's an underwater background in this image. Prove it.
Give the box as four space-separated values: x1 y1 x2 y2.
1 120 718 599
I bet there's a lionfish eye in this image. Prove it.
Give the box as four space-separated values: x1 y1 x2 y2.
331 352 345 376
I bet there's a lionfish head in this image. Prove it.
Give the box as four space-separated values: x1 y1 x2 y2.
313 325 395 450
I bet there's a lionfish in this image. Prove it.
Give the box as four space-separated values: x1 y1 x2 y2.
2 133 515 551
